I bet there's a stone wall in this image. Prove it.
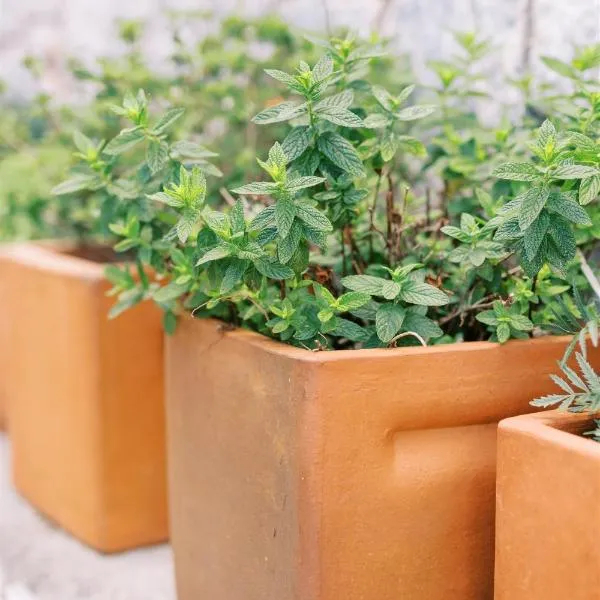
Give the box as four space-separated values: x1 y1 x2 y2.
0 0 598 107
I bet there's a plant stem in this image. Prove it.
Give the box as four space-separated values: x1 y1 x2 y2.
369 169 383 261
578 250 600 302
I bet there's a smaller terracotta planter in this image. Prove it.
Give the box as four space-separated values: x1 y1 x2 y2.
0 243 168 552
495 410 600 600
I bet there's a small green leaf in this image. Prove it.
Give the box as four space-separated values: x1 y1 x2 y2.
153 107 185 134
163 311 178 335
254 258 294 280
493 162 541 182
232 181 280 195
341 274 386 295
519 186 549 231
375 304 406 343
552 163 599 180
497 322 510 343
146 140 169 174
399 281 449 306
295 204 332 232
336 292 371 312
396 104 436 121
52 174 99 195
381 280 401 300
196 246 231 266
281 127 312 162
103 127 146 155
317 132 365 177
154 281 188 303
579 175 600 205
315 106 364 128
275 199 297 238
523 211 550 260
252 101 306 125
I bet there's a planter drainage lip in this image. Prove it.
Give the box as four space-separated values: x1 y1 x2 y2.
1 242 107 282
184 315 573 364
499 410 600 456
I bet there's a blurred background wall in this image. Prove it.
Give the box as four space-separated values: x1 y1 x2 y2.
0 0 598 104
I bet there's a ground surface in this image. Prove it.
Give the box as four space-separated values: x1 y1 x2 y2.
0 434 176 600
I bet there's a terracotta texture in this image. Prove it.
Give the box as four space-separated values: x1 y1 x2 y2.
166 317 600 600
1 243 168 552
495 410 600 600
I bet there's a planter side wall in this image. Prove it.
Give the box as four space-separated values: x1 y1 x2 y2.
495 411 600 600
2 244 168 552
167 317 600 600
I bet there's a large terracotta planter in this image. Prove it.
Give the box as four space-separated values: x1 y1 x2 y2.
0 243 168 552
166 317 600 600
495 410 600 600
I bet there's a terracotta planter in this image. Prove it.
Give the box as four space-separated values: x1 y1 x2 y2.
0 243 168 552
495 410 600 600
166 317 600 600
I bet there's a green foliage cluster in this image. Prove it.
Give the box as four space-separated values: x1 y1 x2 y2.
46 32 599 354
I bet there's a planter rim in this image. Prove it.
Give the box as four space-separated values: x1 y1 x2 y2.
499 410 600 457
182 315 573 364
1 241 109 282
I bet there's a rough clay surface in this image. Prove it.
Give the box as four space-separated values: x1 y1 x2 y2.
0 434 176 600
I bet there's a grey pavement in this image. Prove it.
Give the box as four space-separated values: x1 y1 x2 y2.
0 434 176 600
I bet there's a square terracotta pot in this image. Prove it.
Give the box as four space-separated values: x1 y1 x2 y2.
166 317 600 600
0 243 168 553
495 410 600 600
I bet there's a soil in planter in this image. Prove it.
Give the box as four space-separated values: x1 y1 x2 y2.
63 244 132 264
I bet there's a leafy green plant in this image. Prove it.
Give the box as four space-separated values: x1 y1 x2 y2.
60 36 595 355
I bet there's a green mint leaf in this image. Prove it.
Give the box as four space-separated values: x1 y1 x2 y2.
315 106 364 128
146 140 169 174
196 246 232 266
552 163 599 180
372 86 395 111
546 193 592 225
399 281 449 306
341 274 387 295
337 291 371 312
103 127 146 155
295 204 332 232
152 107 185 134
381 280 401 300
317 132 365 177
277 220 302 264
232 181 280 195
254 258 295 280
220 260 249 294
523 211 550 260
396 104 436 121
376 304 406 343
287 176 325 193
147 191 184 208
363 114 389 129
312 54 334 81
314 90 354 110
281 127 312 162
579 175 600 205
252 101 307 125
275 199 297 238
475 310 498 326
51 173 100 195
493 162 542 182
519 186 549 230
497 322 510 343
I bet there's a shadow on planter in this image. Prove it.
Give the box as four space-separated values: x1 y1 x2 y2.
495 410 600 600
165 317 600 600
0 242 168 553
